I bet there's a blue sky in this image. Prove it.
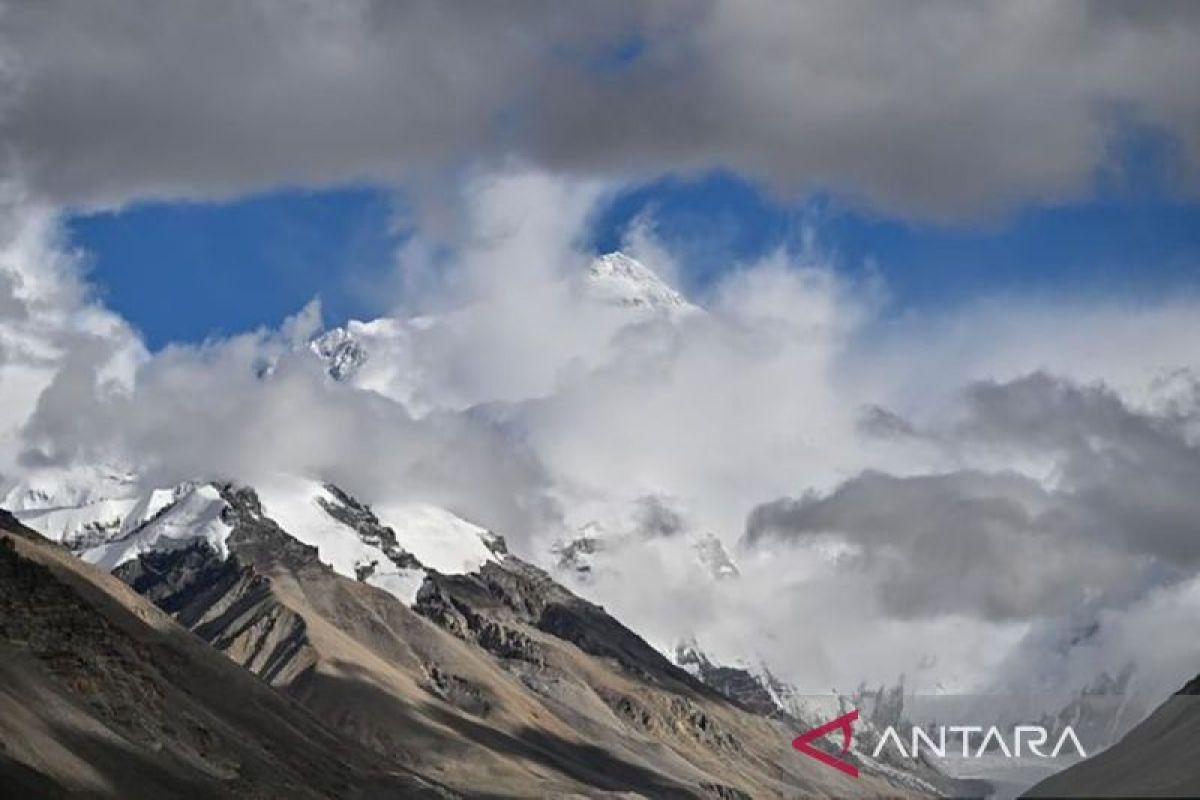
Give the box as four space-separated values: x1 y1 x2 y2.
69 171 1200 350
69 190 400 348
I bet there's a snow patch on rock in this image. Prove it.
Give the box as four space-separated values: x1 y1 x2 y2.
80 484 232 572
255 475 496 605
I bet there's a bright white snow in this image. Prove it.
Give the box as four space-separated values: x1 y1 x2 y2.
584 252 694 314
80 484 233 572
12 468 183 547
364 570 428 606
255 475 428 603
253 475 498 606
373 501 497 575
8 464 498 607
17 496 143 542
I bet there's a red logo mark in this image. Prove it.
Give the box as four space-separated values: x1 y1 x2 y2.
792 709 859 778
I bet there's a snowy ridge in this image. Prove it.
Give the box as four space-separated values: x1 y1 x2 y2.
6 465 502 608
256 476 430 604
373 499 500 574
16 495 157 548
2 465 142 513
250 475 506 606
81 484 232 572
10 468 184 551
240 476 503 605
584 252 693 313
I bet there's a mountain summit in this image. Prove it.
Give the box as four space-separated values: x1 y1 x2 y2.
584 252 693 313
309 252 695 411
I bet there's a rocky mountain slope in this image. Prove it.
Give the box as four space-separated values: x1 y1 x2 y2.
0 252 1003 796
0 509 455 799
2 480 927 797
1025 676 1200 798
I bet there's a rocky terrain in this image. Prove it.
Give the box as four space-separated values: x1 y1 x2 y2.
0 509 454 799
1 483 927 798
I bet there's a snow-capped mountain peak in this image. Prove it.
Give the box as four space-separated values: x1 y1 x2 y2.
308 252 697 404
583 252 693 313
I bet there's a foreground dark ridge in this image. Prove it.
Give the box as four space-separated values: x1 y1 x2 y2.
1025 676 1200 798
0 509 455 799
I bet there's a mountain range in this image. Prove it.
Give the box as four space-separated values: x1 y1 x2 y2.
2 475 932 798
5 252 1197 797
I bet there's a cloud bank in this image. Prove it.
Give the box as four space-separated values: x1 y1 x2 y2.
4 1 1200 216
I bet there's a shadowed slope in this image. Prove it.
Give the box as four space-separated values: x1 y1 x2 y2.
0 509 455 799
1026 677 1200 798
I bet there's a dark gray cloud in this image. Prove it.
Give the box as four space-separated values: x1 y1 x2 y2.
744 373 1200 621
634 494 686 538
958 373 1200 564
3 1 1200 216
744 469 1144 621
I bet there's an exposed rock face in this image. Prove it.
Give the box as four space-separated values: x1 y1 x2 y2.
310 325 369 381
315 483 424 570
552 533 602 576
693 534 740 580
114 542 316 685
675 640 992 798
675 643 786 719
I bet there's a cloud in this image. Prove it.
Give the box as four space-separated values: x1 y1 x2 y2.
735 371 1200 702
4 165 1200 705
745 372 1200 612
0 175 559 540
2 0 1200 718
366 171 1200 698
15 318 555 544
744 467 1143 621
4 1 1200 216
0 181 144 479
634 495 686 538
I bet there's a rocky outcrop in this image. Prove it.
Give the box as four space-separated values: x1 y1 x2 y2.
114 542 316 685
316 483 423 570
675 643 786 718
